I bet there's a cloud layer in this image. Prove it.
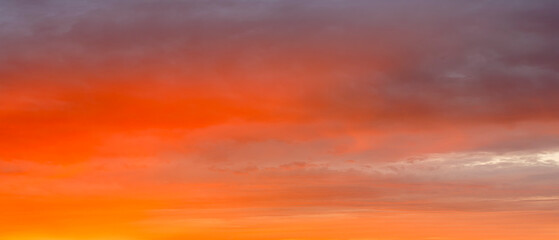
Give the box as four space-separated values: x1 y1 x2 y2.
1 1 558 239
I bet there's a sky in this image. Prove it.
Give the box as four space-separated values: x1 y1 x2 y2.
0 0 558 239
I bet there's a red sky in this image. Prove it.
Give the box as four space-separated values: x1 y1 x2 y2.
1 0 558 239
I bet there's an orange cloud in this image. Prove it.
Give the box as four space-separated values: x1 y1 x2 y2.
1 0 559 239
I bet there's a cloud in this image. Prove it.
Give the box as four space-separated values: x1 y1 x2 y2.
1 1 559 239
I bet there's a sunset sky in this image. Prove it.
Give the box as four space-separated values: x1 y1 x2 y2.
1 0 558 239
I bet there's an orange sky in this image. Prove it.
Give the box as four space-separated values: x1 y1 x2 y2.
1 1 558 239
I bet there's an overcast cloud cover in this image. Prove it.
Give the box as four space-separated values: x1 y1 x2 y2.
0 1 558 239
